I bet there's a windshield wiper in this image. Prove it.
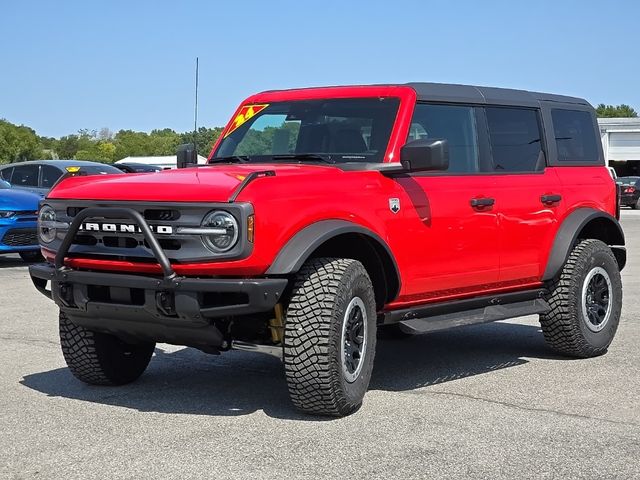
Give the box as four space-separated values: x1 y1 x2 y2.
209 155 251 164
270 153 335 164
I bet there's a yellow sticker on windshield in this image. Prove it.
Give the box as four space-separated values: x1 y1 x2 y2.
224 104 269 138
65 166 81 173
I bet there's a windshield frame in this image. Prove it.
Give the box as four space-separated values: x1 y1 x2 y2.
212 97 400 164
208 86 417 165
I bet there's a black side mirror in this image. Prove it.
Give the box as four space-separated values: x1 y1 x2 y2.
176 143 198 169
400 138 449 172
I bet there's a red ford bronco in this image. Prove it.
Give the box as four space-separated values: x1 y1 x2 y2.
30 83 625 416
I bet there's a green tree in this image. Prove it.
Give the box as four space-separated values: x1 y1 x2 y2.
180 126 224 157
596 104 638 118
75 141 117 163
0 119 43 163
148 129 181 155
54 132 95 159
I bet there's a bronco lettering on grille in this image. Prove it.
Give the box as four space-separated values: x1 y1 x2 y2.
79 223 173 234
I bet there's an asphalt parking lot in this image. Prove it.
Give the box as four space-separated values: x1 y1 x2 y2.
1 213 639 480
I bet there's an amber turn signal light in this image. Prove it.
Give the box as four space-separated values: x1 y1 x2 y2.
247 215 255 243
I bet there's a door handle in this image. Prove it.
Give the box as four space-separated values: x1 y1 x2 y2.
541 194 562 205
470 197 495 208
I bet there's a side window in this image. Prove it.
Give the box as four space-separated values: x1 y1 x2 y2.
41 165 62 188
0 167 14 182
485 107 544 172
409 104 479 173
11 165 39 187
551 109 599 162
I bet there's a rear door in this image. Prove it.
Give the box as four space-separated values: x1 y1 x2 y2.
9 164 42 195
483 106 564 286
397 103 500 301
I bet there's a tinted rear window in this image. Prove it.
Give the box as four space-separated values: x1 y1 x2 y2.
619 176 640 184
12 165 39 186
551 109 599 163
0 167 13 182
485 107 544 172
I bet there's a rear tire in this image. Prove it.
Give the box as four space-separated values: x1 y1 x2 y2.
283 258 377 416
59 311 155 385
19 251 44 263
540 239 622 358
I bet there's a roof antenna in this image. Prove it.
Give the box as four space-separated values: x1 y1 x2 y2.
193 57 199 156
176 58 201 169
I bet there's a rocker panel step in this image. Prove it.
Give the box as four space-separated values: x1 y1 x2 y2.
398 298 550 335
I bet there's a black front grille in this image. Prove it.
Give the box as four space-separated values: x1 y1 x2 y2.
2 228 38 246
48 200 251 263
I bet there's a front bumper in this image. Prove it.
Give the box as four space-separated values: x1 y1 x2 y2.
0 220 39 253
30 262 287 348
30 206 288 349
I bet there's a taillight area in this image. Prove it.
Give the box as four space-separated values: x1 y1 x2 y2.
624 186 636 194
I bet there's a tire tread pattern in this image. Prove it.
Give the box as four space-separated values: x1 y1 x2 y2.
283 258 374 416
59 311 154 385
540 239 621 358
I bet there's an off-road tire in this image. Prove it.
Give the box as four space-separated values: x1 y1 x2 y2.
540 239 622 358
59 310 155 385
283 258 377 416
19 251 44 263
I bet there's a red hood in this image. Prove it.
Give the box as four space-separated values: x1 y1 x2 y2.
47 164 341 202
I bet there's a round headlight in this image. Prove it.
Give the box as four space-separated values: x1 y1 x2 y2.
201 210 238 253
38 205 57 243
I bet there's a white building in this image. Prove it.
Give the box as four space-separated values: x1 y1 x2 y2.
598 118 640 176
116 155 208 170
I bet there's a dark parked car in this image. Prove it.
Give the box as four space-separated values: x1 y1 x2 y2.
114 162 162 173
0 160 122 196
617 176 640 209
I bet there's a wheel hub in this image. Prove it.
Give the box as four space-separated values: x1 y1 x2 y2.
581 267 613 333
341 297 367 383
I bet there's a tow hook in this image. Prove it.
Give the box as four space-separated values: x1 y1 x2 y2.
58 282 75 308
156 291 176 316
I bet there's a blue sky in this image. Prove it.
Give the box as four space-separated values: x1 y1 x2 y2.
1 0 639 138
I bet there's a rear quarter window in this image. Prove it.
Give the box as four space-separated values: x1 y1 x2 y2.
0 167 14 182
551 109 599 163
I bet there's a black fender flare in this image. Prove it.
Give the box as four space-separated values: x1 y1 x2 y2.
266 220 401 298
543 208 626 281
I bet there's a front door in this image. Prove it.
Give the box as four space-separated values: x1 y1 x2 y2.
395 103 500 302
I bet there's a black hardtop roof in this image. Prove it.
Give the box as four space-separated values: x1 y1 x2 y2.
258 82 591 108
406 82 590 107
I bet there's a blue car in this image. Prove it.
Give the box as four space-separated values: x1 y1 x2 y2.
0 180 42 262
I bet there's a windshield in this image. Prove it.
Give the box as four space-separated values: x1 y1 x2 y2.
213 97 400 163
78 165 122 175
0 180 10 189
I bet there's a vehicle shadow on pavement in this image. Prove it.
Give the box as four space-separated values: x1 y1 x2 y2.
20 320 566 421
0 257 28 269
370 320 562 392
